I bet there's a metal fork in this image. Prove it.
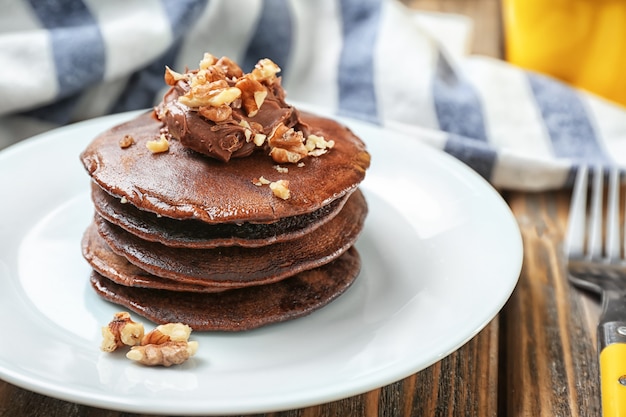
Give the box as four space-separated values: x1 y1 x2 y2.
565 165 626 417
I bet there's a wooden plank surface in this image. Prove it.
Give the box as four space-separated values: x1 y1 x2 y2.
501 191 601 416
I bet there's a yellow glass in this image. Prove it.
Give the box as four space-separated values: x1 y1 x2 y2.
502 0 626 107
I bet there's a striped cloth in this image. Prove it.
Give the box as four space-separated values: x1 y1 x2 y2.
1 0 625 190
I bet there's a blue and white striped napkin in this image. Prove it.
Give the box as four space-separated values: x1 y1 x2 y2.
1 0 624 190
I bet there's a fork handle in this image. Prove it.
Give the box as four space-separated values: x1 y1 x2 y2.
598 321 626 417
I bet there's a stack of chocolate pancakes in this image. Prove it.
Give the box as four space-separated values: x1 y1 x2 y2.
80 109 370 331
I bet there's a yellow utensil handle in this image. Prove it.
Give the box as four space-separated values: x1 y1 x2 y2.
600 343 626 417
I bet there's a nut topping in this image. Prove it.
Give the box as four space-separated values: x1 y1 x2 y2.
268 123 308 164
198 104 232 122
250 58 281 83
100 312 145 352
100 313 198 367
235 76 268 117
164 66 188 86
215 56 244 79
119 134 135 149
198 52 217 70
126 341 199 367
155 52 336 171
141 323 192 346
146 134 170 153
269 180 290 200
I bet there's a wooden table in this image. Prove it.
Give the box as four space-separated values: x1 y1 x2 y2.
0 1 603 416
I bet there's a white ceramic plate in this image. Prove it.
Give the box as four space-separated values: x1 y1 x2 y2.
0 110 522 415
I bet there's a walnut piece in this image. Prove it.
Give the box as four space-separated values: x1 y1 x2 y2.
146 134 170 153
179 83 242 108
215 56 244 79
142 323 192 345
253 133 267 147
198 52 217 70
174 55 279 117
250 58 281 83
305 134 335 156
100 312 145 352
198 104 232 122
252 176 271 186
268 123 308 164
100 313 198 367
119 134 135 149
126 341 199 367
235 77 267 117
128 323 197 367
269 180 290 200
164 66 189 86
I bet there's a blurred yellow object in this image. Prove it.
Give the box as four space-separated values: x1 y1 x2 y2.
502 0 626 107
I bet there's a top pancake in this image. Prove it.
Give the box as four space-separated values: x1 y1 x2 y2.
80 111 370 224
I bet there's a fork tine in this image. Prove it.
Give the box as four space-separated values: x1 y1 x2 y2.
587 165 604 260
606 167 621 262
565 165 589 258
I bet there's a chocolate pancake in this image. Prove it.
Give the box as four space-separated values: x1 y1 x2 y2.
94 189 367 289
90 247 361 331
82 224 226 293
80 111 370 224
91 182 350 248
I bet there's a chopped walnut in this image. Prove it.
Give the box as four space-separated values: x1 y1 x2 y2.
100 312 145 352
193 74 228 92
142 323 192 345
198 53 217 70
250 58 281 84
198 104 232 122
179 83 242 108
199 65 228 84
253 133 267 147
215 56 244 79
270 147 305 164
274 165 288 173
305 134 335 154
164 66 188 86
235 76 268 117
172 53 280 118
146 134 170 153
252 176 271 186
119 134 135 149
161 53 335 165
128 322 197 367
100 313 198 367
175 56 276 112
269 180 290 200
268 123 308 164
126 341 199 367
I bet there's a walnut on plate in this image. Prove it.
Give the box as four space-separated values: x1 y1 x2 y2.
100 313 199 367
100 312 144 352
